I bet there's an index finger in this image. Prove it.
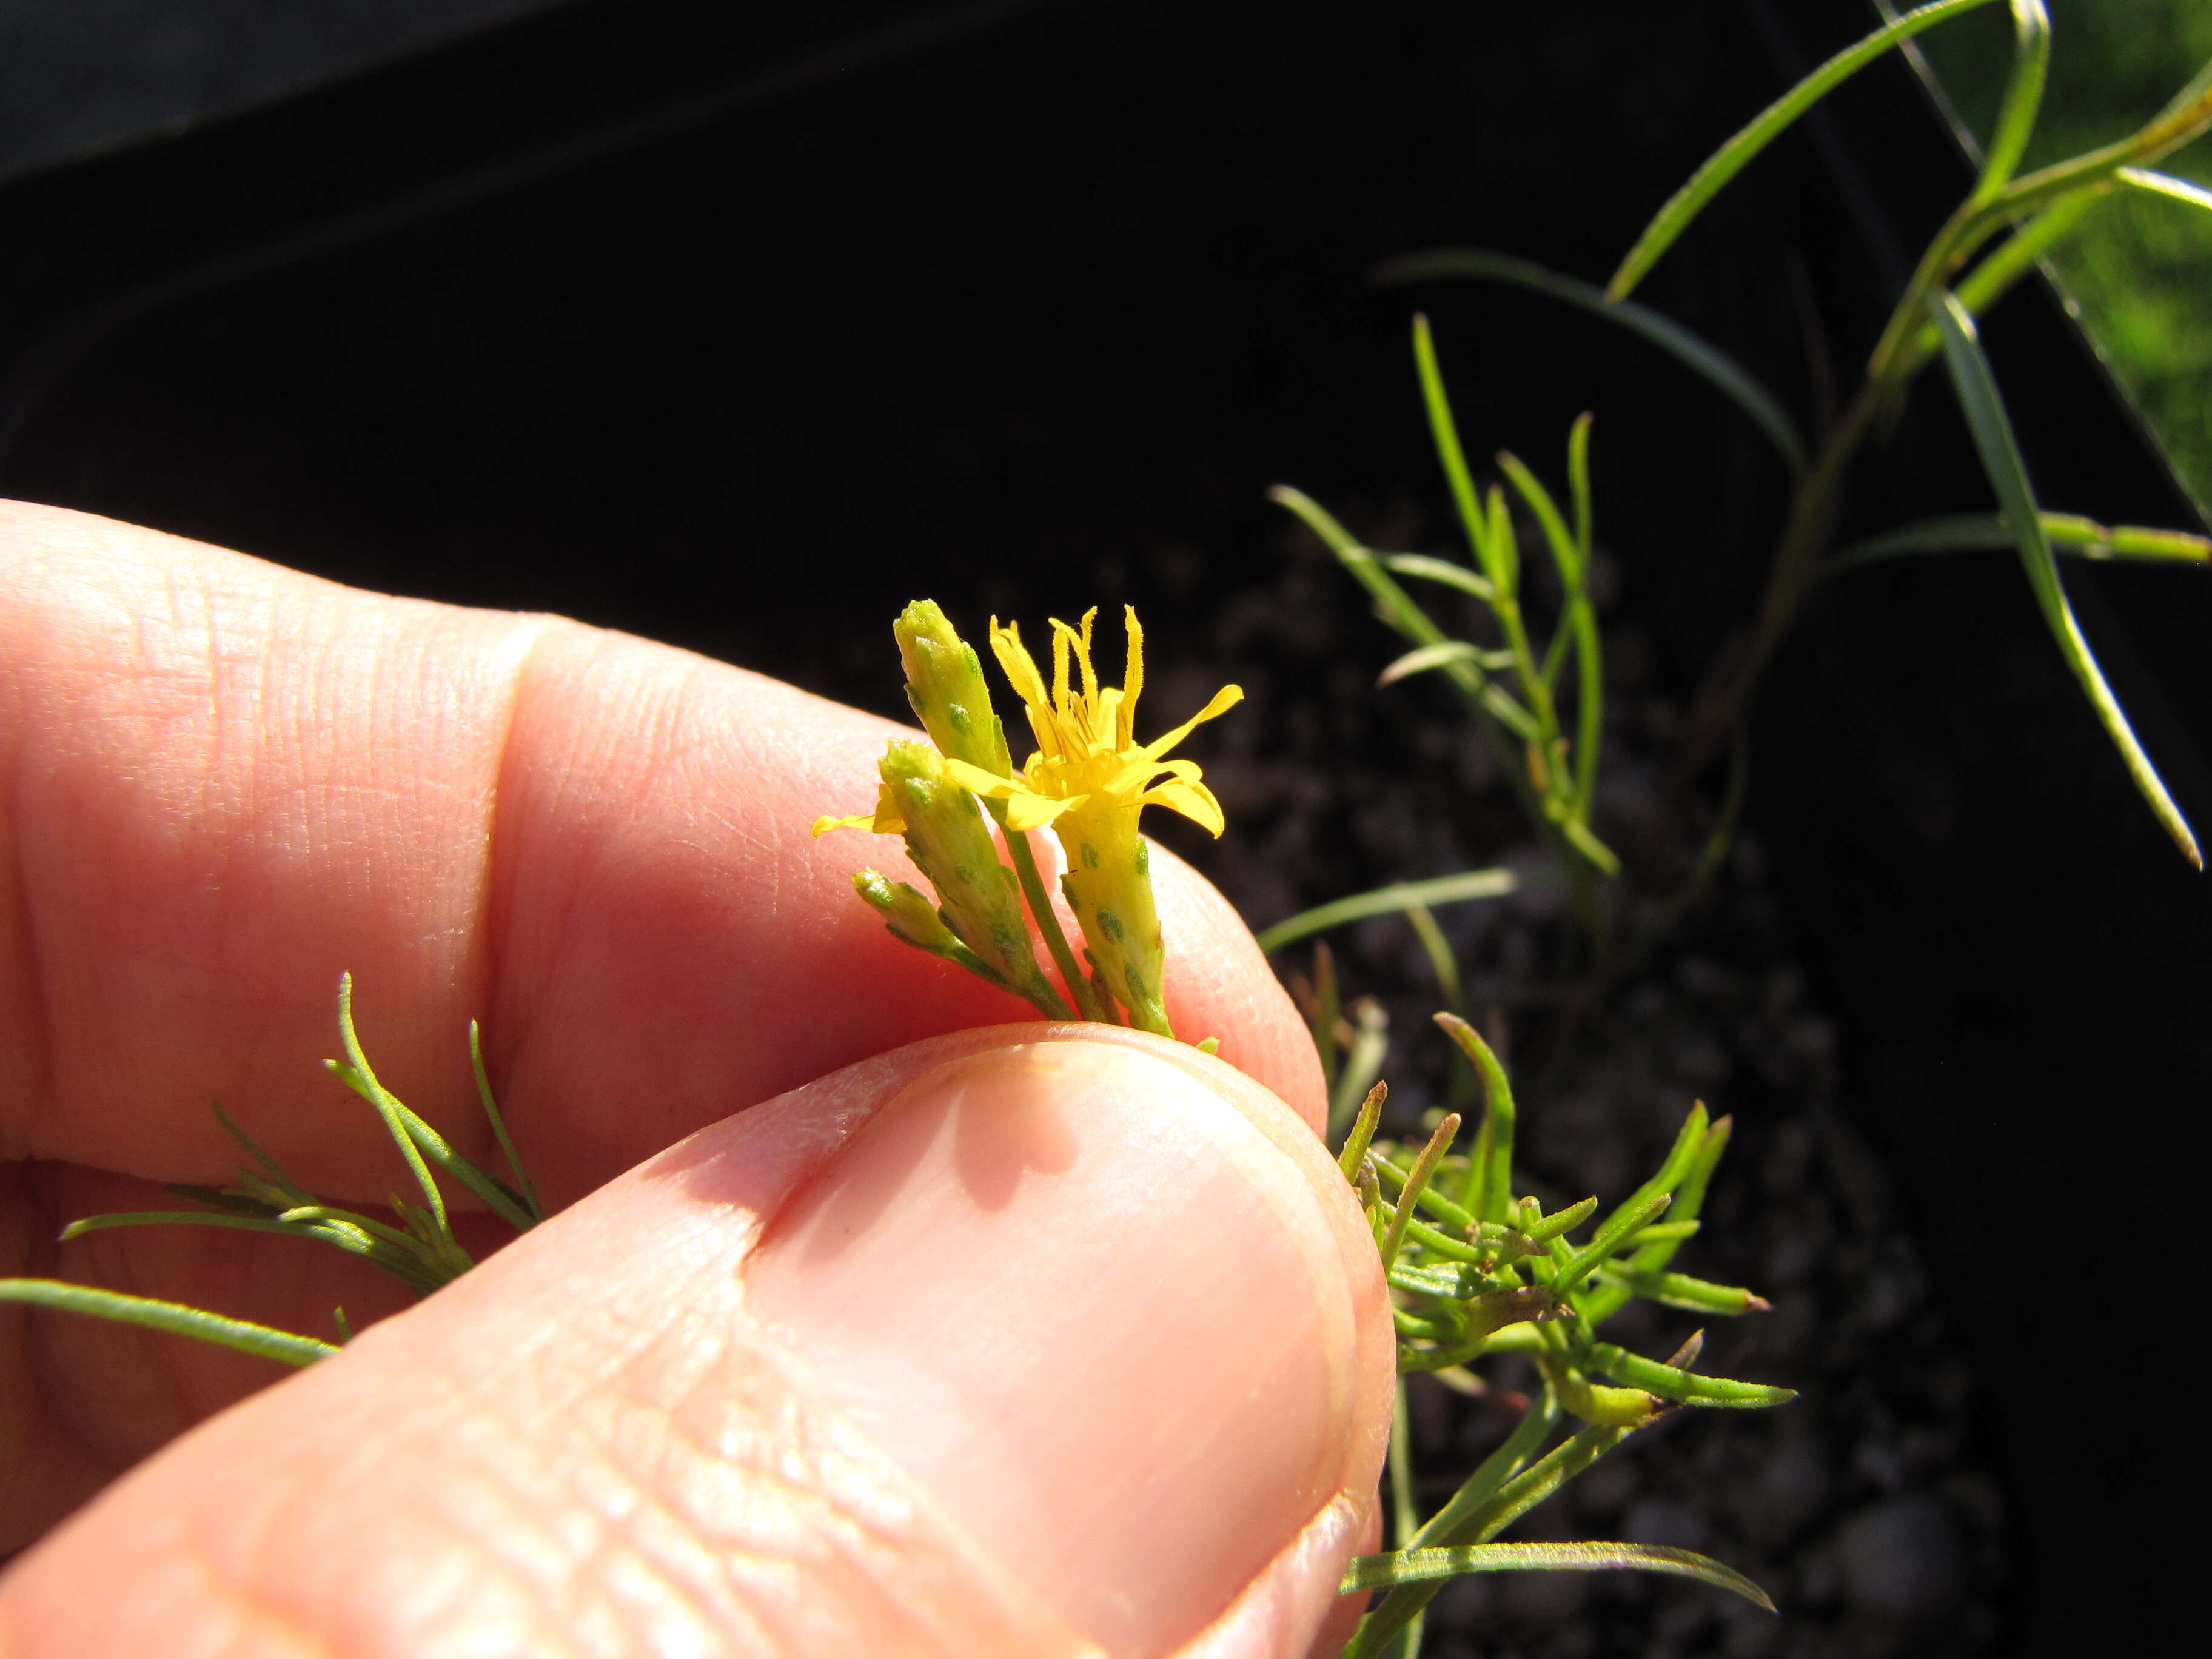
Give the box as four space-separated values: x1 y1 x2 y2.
0 501 1322 1204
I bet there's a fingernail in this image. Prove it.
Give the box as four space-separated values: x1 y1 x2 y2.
745 1039 1361 1658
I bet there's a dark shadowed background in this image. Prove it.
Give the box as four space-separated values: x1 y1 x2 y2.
2 2 2205 1655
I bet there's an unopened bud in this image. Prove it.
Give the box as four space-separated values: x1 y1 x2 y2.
894 600 1013 779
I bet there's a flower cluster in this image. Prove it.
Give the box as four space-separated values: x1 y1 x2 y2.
814 600 1240 1037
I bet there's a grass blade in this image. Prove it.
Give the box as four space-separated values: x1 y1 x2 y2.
2119 167 2212 215
1378 639 1492 687
0 1278 337 1367
1412 314 1498 578
1375 249 1805 477
1269 486 1541 740
1256 870 1517 953
1971 2 2050 206
1606 0 2002 301
1928 290 2202 866
1382 552 1493 601
1342 1541 1775 1611
1832 512 2212 572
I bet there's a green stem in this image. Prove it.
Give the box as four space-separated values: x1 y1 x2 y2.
996 813 1109 1022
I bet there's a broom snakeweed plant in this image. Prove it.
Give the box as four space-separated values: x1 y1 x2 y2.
8 8 2197 1649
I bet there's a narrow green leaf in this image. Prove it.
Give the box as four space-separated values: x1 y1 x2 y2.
1606 0 2002 301
329 973 450 1232
1832 511 2212 572
1349 1409 1634 1657
1373 250 1806 475
1589 1340 1796 1407
1389 1258 1504 1301
1401 901 1464 1021
1342 1542 1775 1611
1338 1079 1387 1179
1551 1191 1671 1300
2119 166 2212 215
1256 870 1517 954
1433 1014 1515 1224
1382 552 1494 601
1411 315 1498 579
210 1101 313 1202
1312 940 1341 1095
1331 999 1391 1140
1269 486 1542 740
1592 1103 1708 1246
1378 639 1490 688
1496 451 1580 586
1927 291 2202 867
470 1019 541 1223
1971 2 2051 207
1384 1378 1428 1658
1523 1195 1600 1244
1597 1265 1771 1316
1379 1115 1461 1270
0 1278 338 1367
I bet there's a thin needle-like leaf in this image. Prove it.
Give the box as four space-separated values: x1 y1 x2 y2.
1255 870 1517 954
0 1278 338 1367
471 1020 541 1222
2119 166 2212 215
329 973 450 1233
1378 639 1493 688
1971 2 2051 207
1331 999 1391 1140
1342 1541 1775 1611
1382 552 1494 601
1606 0 2002 301
1412 314 1497 577
1928 291 2202 866
1831 512 2212 572
1375 250 1806 475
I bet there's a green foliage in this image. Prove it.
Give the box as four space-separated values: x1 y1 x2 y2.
4 975 542 1364
1271 324 1619 894
1278 8 2212 1646
1324 1004 1790 1649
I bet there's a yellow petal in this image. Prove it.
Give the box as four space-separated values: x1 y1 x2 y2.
942 757 1020 797
812 806 903 836
1143 778 1226 837
990 618 1049 708
1104 753 1197 797
1004 791 1085 832
1119 605 1144 741
1141 683 1245 760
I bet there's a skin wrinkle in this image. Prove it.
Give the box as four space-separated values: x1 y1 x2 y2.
150 1512 333 1659
461 612 559 1159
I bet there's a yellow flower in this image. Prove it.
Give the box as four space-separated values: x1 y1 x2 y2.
940 606 1242 837
943 606 1241 1035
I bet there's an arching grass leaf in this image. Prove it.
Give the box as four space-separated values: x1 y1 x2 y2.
1375 249 1805 476
1342 1541 1775 1611
1928 289 2202 867
1607 0 2002 302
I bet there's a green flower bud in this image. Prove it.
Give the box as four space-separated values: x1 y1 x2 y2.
894 600 1013 779
877 742 1068 1017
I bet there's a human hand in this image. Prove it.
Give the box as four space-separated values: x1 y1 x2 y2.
0 503 1392 1657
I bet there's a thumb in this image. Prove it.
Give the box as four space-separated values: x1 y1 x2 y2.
0 1025 1394 1659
